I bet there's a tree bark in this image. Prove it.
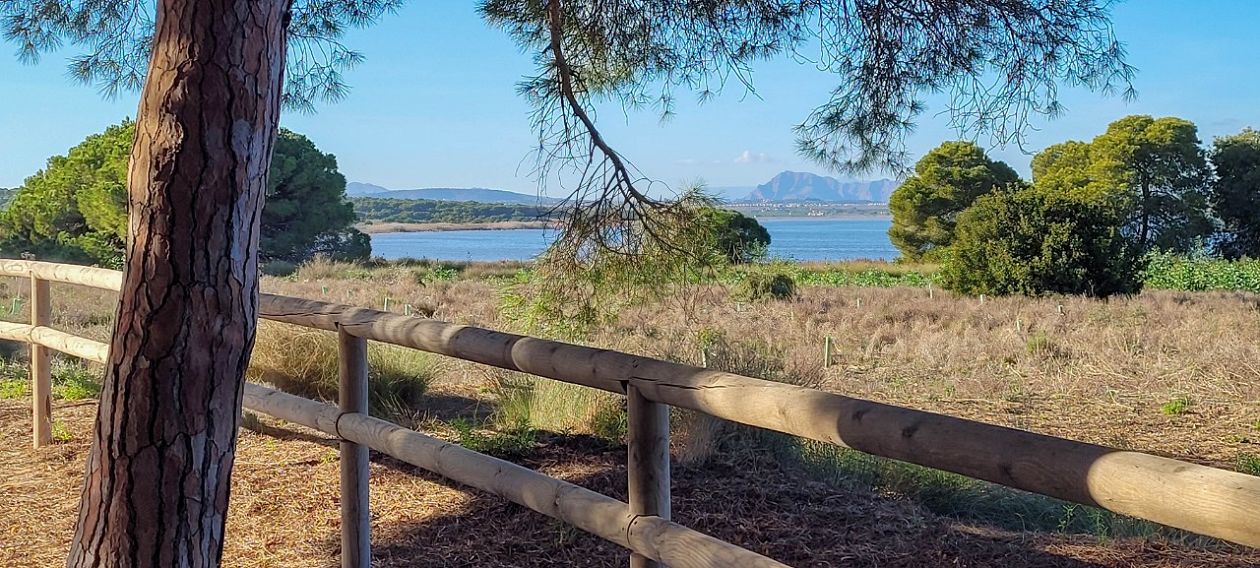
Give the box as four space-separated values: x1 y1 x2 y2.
67 1 288 566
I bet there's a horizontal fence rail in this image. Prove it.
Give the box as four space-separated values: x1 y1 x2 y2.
3 258 1260 562
0 317 782 567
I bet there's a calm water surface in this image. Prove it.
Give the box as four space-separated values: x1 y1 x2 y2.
369 218 896 262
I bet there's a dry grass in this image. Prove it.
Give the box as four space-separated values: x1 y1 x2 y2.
249 321 442 425
592 284 1260 469
6 261 1256 468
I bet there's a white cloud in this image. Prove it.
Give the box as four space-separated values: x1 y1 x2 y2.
734 150 773 164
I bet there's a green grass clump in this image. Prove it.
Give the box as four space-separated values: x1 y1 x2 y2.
1237 453 1260 476
0 358 101 400
1160 396 1193 416
51 420 73 443
450 417 537 458
0 358 29 398
1025 333 1054 356
489 372 624 442
731 272 796 302
251 324 438 423
53 361 102 400
0 379 28 399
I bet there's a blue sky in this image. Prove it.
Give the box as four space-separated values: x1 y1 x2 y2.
2 1 1256 195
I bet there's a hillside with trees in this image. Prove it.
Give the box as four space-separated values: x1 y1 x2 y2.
352 197 554 225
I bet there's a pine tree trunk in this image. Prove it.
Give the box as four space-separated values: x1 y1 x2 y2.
67 1 288 566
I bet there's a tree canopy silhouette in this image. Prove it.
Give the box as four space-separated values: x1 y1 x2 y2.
482 0 1134 251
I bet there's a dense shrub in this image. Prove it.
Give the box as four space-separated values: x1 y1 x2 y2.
941 185 1143 297
697 207 770 264
732 272 796 301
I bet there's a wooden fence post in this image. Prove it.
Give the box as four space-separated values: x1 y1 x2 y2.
627 385 670 568
338 328 371 568
30 276 51 448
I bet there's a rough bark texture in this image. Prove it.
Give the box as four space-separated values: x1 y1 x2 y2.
67 1 288 566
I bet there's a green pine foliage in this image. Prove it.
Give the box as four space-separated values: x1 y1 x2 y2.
934 115 1226 298
888 141 1022 261
0 122 370 265
1086 115 1213 252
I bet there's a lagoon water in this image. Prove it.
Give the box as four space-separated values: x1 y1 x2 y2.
369 217 897 262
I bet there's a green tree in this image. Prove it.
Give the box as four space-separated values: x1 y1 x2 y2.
1089 115 1213 251
1031 140 1092 184
0 123 132 265
0 123 369 265
262 130 367 261
1210 128 1260 259
698 208 771 264
941 184 1142 297
888 141 1021 261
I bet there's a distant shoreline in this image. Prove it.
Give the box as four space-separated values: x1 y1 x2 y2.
751 214 892 221
359 215 890 234
359 221 555 234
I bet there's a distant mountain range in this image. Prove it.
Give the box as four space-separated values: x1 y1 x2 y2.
741 171 897 203
346 182 562 205
346 171 897 206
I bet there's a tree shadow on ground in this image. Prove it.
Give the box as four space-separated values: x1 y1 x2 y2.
305 429 1187 568
408 391 496 424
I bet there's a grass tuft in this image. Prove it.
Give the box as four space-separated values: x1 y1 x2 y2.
1160 396 1193 416
449 417 537 458
250 322 439 424
1237 453 1260 476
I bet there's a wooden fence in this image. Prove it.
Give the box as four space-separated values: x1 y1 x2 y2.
3 259 1260 567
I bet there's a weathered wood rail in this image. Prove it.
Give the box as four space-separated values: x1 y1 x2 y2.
3 258 1260 566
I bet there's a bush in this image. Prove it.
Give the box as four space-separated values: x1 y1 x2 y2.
1141 251 1260 293
261 260 300 277
732 272 796 302
941 185 1143 298
697 207 770 264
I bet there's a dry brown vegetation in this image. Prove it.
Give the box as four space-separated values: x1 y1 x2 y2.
2 260 1259 565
